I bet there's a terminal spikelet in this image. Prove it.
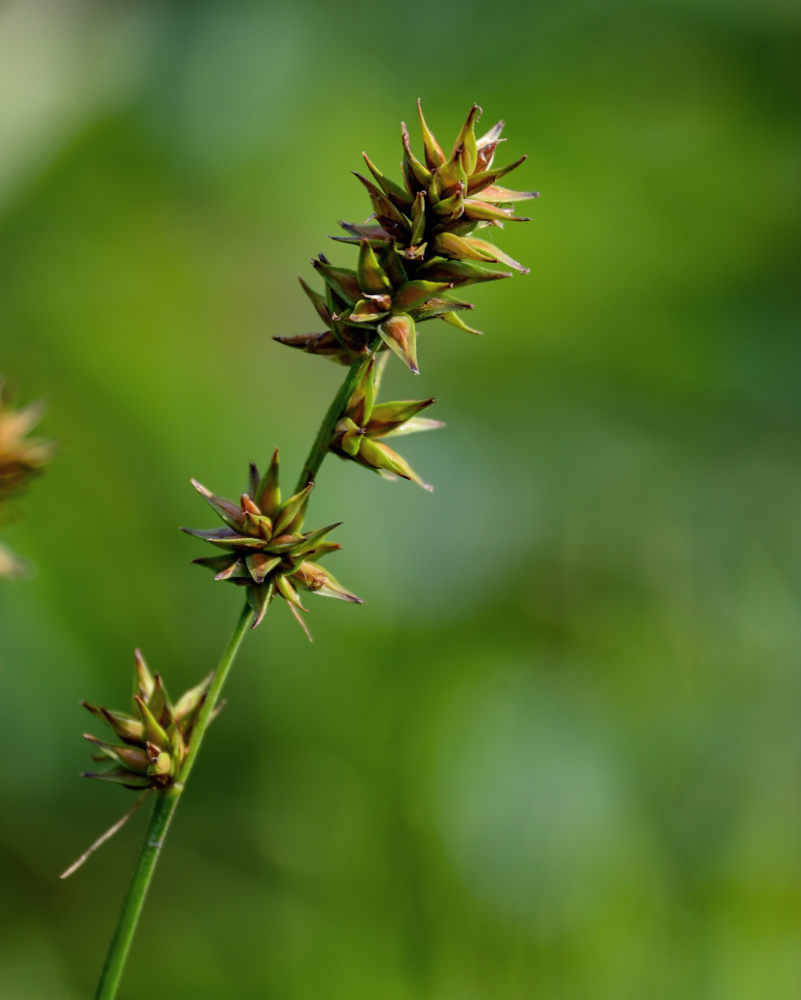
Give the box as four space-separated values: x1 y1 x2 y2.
277 103 536 373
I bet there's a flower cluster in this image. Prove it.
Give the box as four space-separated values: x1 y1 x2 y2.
331 355 443 491
183 449 362 635
276 100 536 373
82 651 213 790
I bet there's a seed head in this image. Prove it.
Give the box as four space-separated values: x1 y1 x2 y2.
276 103 536 373
182 450 362 636
81 650 213 790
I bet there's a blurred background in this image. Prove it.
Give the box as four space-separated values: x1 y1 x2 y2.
1 0 799 997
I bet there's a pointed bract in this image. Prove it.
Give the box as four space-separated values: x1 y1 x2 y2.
272 483 312 536
450 103 481 175
368 399 437 434
439 311 484 336
248 581 274 629
362 152 413 209
256 449 281 512
312 256 362 304
357 239 393 296
417 259 513 286
417 99 446 168
299 277 332 325
391 280 452 313
293 561 364 603
378 314 418 374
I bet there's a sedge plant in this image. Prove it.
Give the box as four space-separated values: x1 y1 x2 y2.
66 101 537 999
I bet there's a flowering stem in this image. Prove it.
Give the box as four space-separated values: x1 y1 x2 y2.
93 603 253 1000
93 347 377 999
85 100 533 1000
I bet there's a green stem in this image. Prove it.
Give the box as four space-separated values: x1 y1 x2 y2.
296 336 380 491
93 603 253 1000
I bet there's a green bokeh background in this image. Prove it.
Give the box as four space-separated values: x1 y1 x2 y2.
1 1 799 997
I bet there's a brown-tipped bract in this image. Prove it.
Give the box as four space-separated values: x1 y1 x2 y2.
183 450 362 635
276 103 535 373
81 651 213 791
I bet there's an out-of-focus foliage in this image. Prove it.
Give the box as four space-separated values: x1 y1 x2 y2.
1 1 799 997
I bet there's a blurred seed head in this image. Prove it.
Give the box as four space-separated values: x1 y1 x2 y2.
0 377 54 580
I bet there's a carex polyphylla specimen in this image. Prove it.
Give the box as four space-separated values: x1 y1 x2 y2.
77 101 535 1000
